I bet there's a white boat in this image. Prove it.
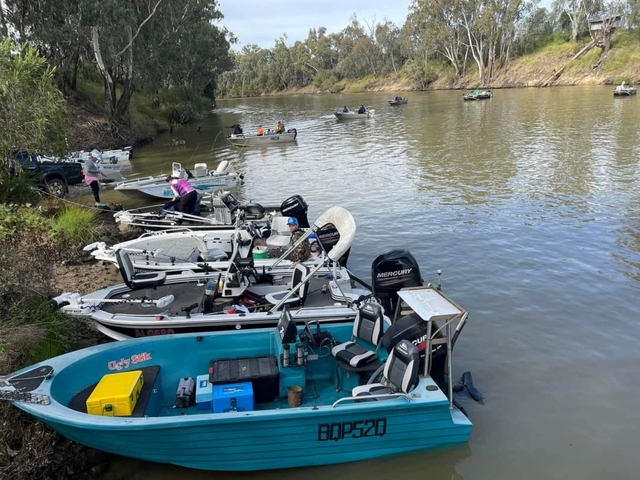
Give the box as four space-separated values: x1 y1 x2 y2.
114 161 241 200
51 207 422 340
334 108 375 119
87 198 348 274
613 83 637 96
113 193 307 232
68 147 133 173
227 129 298 147
388 97 408 105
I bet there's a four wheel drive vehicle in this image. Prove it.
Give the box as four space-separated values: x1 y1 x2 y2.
11 152 84 197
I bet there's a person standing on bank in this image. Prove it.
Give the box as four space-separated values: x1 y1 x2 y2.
84 151 105 206
166 176 198 215
287 217 311 263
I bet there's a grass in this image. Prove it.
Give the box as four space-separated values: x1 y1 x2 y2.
49 205 101 247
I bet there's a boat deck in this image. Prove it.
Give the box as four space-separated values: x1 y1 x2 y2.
101 275 343 316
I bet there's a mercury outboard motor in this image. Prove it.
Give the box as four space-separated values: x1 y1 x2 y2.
316 223 350 267
381 312 447 388
280 195 309 228
371 249 422 315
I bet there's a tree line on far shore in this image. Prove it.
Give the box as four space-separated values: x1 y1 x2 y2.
218 0 640 96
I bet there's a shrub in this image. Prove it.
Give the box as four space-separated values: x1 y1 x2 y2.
49 205 102 257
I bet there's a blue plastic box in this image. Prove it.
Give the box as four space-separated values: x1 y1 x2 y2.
212 382 254 413
196 375 212 410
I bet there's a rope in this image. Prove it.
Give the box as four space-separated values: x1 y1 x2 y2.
36 188 111 212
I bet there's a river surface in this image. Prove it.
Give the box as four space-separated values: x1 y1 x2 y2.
97 86 640 480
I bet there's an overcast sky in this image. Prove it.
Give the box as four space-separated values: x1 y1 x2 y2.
217 0 413 49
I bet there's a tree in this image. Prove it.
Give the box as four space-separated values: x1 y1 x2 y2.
0 40 68 203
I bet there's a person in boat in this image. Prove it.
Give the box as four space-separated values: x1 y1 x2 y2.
473 89 480 95
357 105 366 114
166 175 198 215
257 125 265 136
274 121 284 134
287 217 311 263
395 96 401 101
342 105 349 112
85 150 105 207
232 124 243 135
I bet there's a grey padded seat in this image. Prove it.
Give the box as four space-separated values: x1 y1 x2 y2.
264 263 309 307
351 339 420 400
331 303 384 368
115 248 166 290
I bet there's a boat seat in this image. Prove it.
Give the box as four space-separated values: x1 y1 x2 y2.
193 163 208 178
115 248 166 290
264 263 309 307
332 303 384 368
266 215 293 248
351 340 420 400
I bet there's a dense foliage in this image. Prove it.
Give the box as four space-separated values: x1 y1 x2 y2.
0 0 233 125
218 0 640 96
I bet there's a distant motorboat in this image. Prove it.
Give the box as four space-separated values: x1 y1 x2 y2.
463 90 492 101
388 97 408 105
227 129 298 147
334 108 375 119
613 83 637 97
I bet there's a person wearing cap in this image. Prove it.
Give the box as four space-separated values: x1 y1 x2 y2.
287 217 311 263
165 175 198 214
85 150 105 206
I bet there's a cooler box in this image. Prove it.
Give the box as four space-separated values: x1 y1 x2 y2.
196 374 213 410
86 370 144 417
209 356 279 404
212 382 254 413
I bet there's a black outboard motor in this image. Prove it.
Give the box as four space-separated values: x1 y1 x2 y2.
381 313 447 389
371 249 422 315
316 223 350 267
243 202 265 220
280 195 309 228
220 192 240 214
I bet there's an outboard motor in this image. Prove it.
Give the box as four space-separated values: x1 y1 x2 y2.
316 223 350 267
220 192 240 214
371 249 422 315
243 202 265 220
280 195 309 228
381 312 447 388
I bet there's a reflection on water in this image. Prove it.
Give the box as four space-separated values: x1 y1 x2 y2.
93 86 640 480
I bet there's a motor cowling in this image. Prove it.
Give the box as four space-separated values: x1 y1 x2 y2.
381 312 447 388
316 223 350 267
371 249 422 315
280 195 309 228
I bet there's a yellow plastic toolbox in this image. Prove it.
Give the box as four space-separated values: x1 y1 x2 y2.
86 370 144 416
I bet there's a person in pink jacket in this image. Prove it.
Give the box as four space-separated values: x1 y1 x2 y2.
166 176 198 214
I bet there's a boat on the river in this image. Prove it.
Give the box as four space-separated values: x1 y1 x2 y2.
51 207 400 340
112 192 305 232
227 129 298 147
114 161 241 200
463 90 492 101
388 96 408 105
334 107 375 119
0 283 471 471
613 82 637 96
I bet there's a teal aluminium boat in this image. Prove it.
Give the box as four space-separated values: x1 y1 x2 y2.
0 285 471 472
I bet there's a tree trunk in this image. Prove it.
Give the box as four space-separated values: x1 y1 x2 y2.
92 26 116 122
114 27 134 124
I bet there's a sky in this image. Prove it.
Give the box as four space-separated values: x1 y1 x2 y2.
216 0 414 49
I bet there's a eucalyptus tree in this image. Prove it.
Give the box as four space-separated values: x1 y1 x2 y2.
552 0 595 41
1 0 92 94
407 0 467 80
375 20 404 74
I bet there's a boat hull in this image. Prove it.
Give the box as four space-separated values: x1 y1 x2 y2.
228 132 297 147
115 175 240 199
10 325 471 471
